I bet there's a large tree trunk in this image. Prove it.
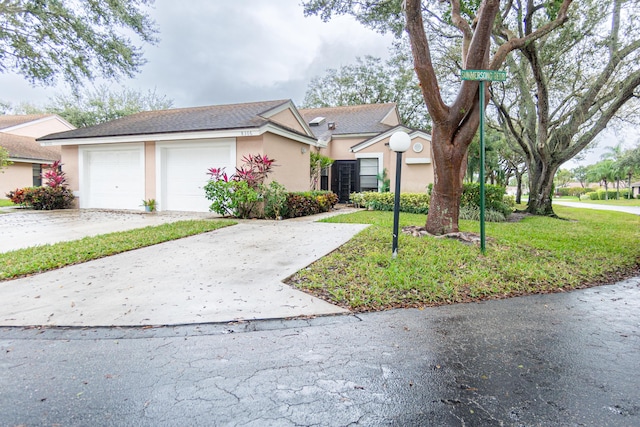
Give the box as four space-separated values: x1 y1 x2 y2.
426 125 468 234
515 170 523 205
526 159 558 216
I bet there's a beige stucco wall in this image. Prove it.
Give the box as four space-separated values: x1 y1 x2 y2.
8 117 74 139
389 134 434 193
269 109 307 134
236 134 310 192
356 134 434 194
0 162 32 196
326 136 366 160
60 145 80 207
60 146 79 192
144 141 156 200
263 133 310 191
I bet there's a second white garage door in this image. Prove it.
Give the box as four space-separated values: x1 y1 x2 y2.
157 140 236 212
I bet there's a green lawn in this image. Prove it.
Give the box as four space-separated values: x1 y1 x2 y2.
0 199 14 208
0 219 236 280
288 206 640 311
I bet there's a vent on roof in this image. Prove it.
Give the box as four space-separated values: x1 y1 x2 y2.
309 116 326 126
327 122 336 130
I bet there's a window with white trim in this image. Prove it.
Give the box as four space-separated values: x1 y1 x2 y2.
358 158 379 192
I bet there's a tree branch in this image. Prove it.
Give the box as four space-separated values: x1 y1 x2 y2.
490 0 572 70
405 0 448 124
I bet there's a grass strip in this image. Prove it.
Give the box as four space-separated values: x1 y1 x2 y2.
0 219 236 280
288 206 640 311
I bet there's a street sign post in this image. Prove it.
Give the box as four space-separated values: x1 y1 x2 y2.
461 69 506 253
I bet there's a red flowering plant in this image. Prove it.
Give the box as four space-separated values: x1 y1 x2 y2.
5 161 74 210
42 160 67 187
204 155 277 218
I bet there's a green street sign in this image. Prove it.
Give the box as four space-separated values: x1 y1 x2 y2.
461 69 506 82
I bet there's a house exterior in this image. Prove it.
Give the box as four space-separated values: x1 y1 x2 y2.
299 104 434 201
38 100 317 212
0 115 74 197
37 100 434 212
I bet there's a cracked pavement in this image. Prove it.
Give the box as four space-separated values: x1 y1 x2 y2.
2 277 639 426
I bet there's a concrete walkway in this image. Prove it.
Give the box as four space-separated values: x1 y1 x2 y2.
0 208 367 327
554 200 640 215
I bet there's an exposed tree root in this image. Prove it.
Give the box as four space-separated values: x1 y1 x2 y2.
401 226 481 245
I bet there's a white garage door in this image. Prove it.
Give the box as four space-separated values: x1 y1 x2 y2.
158 140 235 212
80 144 145 210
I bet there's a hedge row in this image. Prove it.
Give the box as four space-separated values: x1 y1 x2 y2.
556 187 589 197
350 183 514 220
283 191 339 218
350 192 430 214
585 189 634 200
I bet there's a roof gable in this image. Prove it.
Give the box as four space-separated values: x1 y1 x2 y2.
350 125 432 153
0 114 75 138
0 114 52 130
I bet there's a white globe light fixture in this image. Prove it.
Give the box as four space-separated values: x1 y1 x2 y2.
389 131 411 258
389 131 411 153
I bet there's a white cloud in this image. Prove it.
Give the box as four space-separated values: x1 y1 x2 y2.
0 0 393 109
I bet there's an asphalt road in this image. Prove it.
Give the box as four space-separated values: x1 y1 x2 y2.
2 277 639 426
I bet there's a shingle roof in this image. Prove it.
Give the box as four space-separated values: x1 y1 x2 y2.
0 133 61 162
298 103 397 138
39 100 294 141
0 114 52 130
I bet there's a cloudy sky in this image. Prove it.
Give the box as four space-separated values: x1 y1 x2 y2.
0 0 634 166
0 0 393 109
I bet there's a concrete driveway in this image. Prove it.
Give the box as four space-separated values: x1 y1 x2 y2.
0 208 367 327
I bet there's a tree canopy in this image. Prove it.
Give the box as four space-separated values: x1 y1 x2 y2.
4 86 173 128
493 0 640 214
0 0 158 88
46 86 172 128
304 44 430 129
304 0 572 234
0 146 11 172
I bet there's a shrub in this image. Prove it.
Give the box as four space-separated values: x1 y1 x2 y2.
205 154 275 218
459 205 506 222
349 191 430 214
204 179 261 219
596 189 618 200
460 183 511 218
351 183 512 221
503 195 516 210
555 186 586 197
5 161 74 210
6 187 30 206
264 181 288 219
285 191 338 218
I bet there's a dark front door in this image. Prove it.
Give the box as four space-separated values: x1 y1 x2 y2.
331 161 357 202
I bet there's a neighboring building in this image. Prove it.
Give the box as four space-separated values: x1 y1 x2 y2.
0 115 75 197
38 100 434 212
299 104 433 201
38 100 317 212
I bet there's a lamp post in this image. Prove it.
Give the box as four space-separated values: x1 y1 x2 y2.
389 131 411 259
